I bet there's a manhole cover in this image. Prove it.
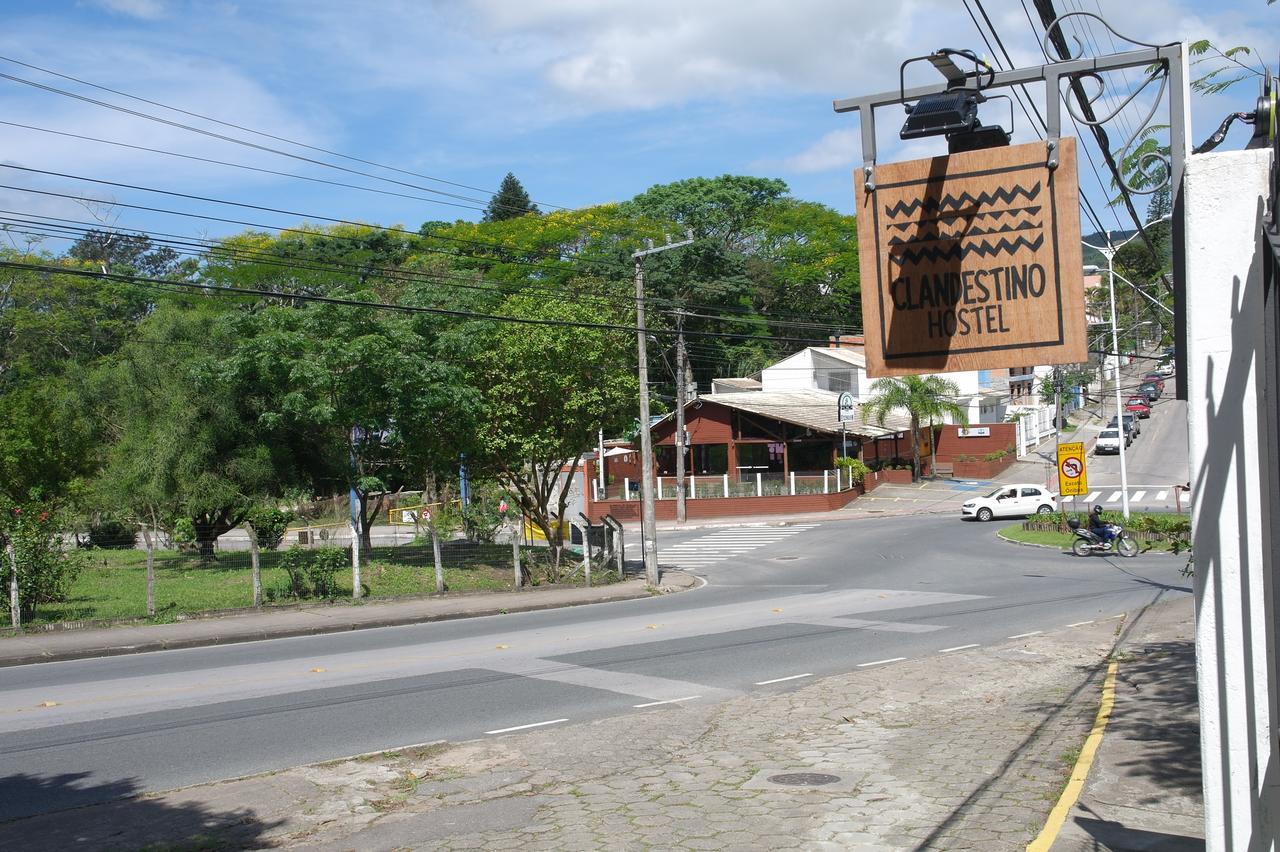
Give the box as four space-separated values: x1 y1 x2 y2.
767 772 841 786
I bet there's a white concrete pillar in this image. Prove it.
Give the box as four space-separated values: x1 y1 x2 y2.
723 473 729 498
1185 148 1280 848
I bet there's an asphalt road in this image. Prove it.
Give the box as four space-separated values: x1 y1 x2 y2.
0 514 1190 823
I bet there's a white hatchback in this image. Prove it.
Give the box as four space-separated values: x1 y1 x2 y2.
961 484 1058 522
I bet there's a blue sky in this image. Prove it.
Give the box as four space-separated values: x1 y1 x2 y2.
0 0 1273 249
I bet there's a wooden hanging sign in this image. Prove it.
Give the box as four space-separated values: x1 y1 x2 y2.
854 139 1087 377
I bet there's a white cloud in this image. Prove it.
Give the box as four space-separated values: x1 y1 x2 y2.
774 129 859 173
84 0 168 20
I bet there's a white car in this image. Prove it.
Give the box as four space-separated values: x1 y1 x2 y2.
1096 428 1125 455
961 484 1058 522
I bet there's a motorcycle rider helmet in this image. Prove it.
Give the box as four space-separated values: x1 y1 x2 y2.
1091 504 1104 519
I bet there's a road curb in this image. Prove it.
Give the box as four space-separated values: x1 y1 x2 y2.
0 572 699 668
995 529 1071 552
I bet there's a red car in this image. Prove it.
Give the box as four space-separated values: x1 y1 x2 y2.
1126 396 1152 418
1142 373 1166 392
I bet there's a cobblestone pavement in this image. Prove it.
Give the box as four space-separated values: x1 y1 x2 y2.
1 620 1124 851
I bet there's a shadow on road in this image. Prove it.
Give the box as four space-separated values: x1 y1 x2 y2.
0 772 282 851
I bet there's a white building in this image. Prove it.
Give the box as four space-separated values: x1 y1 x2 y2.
712 336 1061 454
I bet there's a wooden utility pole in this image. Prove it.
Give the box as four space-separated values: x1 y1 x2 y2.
675 309 689 523
633 233 694 586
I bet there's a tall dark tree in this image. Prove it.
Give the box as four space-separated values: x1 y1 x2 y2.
483 173 539 222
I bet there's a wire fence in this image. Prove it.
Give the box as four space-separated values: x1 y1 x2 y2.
20 525 626 630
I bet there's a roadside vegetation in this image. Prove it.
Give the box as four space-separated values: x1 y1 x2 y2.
1000 511 1192 553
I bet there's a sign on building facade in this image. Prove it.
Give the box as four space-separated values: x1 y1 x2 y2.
854 140 1087 377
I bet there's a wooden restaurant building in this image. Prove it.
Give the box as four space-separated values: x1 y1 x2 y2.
585 390 924 522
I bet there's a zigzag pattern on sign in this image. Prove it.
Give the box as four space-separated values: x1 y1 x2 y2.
887 220 1042 247
888 234 1045 265
883 184 1042 219
887 205 1043 230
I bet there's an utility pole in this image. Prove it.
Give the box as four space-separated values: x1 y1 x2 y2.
1052 365 1062 494
633 232 694 586
1102 234 1131 521
675 309 689 523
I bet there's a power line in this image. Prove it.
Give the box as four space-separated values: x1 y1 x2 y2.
0 259 836 346
0 206 855 333
0 53 579 218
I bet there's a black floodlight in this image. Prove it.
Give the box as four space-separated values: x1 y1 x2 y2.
947 122 1011 153
898 48 1010 151
901 91 978 139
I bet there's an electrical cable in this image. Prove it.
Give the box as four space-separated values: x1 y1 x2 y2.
0 259 838 346
0 53 580 218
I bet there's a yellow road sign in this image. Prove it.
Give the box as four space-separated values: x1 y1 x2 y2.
1057 441 1088 496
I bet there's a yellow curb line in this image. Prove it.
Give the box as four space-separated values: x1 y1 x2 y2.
1026 658 1119 851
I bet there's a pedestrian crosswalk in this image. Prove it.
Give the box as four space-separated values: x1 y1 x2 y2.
661 524 821 567
1072 487 1188 507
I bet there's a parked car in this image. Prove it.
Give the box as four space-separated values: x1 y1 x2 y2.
1096 428 1125 455
1125 397 1152 418
961 484 1057 521
1142 373 1165 392
1136 382 1161 402
1156 361 1175 378
1108 413 1141 438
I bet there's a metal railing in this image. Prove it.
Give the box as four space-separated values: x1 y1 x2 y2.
592 469 859 501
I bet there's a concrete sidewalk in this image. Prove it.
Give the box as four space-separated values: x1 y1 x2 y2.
0 572 699 668
1050 596 1203 850
0 597 1199 850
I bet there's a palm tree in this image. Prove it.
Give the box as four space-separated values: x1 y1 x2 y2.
862 374 969 481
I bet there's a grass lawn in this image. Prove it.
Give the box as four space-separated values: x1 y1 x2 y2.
27 541 609 627
999 516 1190 554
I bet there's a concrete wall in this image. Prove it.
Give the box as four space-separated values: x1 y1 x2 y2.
760 349 816 392
1184 147 1280 847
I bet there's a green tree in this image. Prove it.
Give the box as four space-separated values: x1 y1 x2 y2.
223 287 480 552
483 172 539 222
96 298 288 561
862 375 968 482
621 175 788 248
464 286 638 568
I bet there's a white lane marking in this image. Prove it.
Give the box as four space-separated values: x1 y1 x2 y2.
634 695 700 708
939 644 980 653
1107 491 1122 503
485 718 568 735
1067 620 1095 627
1132 490 1147 502
1156 490 1168 501
857 657 907 668
754 673 813 685
1007 631 1042 639
1085 492 1100 502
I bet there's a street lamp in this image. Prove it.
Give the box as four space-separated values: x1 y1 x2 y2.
1083 215 1170 521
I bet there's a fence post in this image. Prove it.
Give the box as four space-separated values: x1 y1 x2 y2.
582 525 592 588
512 535 522 589
6 539 19 630
624 477 631 500
723 473 729 498
790 472 796 495
431 522 445 594
756 472 762 497
824 470 829 494
657 477 664 500
836 468 842 492
244 522 260 609
690 474 696 499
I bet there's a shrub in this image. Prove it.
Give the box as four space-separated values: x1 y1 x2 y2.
835 457 871 484
2 504 87 622
955 454 977 463
87 517 136 549
278 546 343 600
247 507 293 551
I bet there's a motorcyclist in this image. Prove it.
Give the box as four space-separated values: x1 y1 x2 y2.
1088 505 1114 542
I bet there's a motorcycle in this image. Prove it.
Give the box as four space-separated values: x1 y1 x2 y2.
1067 517 1139 557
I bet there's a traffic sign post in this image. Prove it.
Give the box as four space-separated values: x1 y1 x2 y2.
1056 442 1088 507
